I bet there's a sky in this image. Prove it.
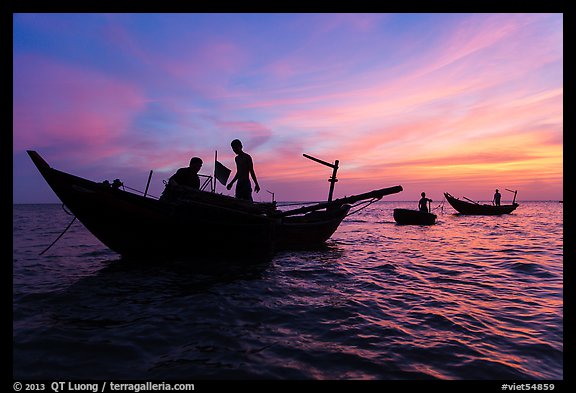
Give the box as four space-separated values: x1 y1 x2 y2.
12 13 563 203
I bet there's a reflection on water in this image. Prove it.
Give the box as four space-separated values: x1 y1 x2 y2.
13 202 563 379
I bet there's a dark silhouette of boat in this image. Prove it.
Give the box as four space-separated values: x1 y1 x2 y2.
28 151 402 258
393 208 437 225
444 192 519 215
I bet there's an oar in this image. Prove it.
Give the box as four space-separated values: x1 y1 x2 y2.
463 196 480 205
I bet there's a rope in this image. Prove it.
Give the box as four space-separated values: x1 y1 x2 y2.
276 201 325 207
62 203 73 216
122 184 159 199
345 197 379 217
39 216 77 256
431 196 446 214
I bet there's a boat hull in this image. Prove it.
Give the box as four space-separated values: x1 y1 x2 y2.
34 163 275 258
277 206 351 248
393 208 436 225
444 192 518 215
27 151 370 259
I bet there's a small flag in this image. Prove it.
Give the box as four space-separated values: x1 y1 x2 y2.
214 160 231 185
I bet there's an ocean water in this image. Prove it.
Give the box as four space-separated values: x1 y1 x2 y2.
12 201 563 380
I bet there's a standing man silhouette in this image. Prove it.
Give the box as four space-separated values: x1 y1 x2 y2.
418 192 432 213
418 192 433 213
493 189 501 206
226 139 260 201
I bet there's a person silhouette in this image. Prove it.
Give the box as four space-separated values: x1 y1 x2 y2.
168 156 203 189
226 139 260 201
493 189 501 206
418 192 433 213
160 157 203 202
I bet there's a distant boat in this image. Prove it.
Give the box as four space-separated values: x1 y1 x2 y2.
444 192 519 215
27 150 403 259
393 208 437 225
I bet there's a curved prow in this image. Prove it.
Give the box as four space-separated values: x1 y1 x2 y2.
27 150 51 171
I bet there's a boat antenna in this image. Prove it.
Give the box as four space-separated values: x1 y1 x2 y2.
303 153 339 202
267 190 275 203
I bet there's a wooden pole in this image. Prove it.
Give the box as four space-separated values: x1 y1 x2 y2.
267 190 275 203
303 154 339 202
303 153 336 168
273 185 403 217
328 160 339 202
463 196 480 205
144 170 153 197
505 188 517 204
213 151 217 193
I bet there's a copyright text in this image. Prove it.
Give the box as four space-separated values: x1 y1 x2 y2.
12 382 195 393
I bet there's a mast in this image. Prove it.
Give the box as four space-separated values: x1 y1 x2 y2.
144 170 153 197
213 150 217 193
505 188 518 204
303 153 339 202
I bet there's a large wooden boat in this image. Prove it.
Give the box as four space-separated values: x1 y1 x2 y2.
393 208 437 225
444 192 519 215
28 151 402 259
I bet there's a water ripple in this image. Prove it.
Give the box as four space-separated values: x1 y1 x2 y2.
13 202 563 379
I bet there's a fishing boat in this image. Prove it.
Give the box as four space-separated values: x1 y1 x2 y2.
393 208 437 225
28 150 403 259
444 192 519 215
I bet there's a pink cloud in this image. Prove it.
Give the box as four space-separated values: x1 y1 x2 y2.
245 75 562 201
99 17 251 100
155 39 250 98
13 14 562 202
213 120 272 148
13 54 147 164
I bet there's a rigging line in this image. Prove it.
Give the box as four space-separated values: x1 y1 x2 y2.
431 196 446 214
61 203 73 216
39 216 77 256
276 201 324 207
346 198 379 217
122 184 159 199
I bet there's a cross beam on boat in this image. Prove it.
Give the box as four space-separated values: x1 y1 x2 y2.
505 188 518 204
273 185 403 217
303 153 339 202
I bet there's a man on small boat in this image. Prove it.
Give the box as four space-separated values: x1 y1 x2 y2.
167 157 203 189
418 192 433 213
493 189 501 206
226 139 260 201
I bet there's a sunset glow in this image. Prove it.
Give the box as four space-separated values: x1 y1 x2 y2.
13 13 563 203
